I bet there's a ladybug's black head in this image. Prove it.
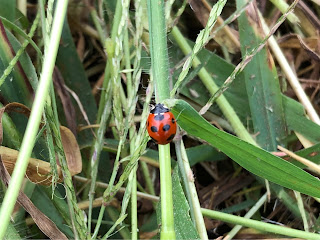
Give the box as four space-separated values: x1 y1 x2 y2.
150 103 169 114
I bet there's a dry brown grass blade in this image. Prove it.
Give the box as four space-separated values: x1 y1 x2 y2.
53 67 77 135
60 126 82 176
0 146 62 185
279 34 320 62
0 158 68 240
0 103 81 184
189 0 240 53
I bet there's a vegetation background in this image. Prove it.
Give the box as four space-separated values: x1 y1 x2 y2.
0 0 320 239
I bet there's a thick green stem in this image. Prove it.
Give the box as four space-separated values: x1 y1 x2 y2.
0 0 69 238
147 0 170 102
147 0 175 238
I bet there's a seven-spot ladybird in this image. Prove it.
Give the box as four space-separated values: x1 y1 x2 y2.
147 103 177 145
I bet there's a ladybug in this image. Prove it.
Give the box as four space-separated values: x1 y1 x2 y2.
147 103 177 145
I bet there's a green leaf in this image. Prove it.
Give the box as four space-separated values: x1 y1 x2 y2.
284 97 320 143
55 19 97 144
168 39 251 125
0 23 33 106
237 0 286 151
0 16 42 57
168 99 320 198
186 145 227 166
0 0 15 22
156 166 200 239
31 186 74 238
171 166 199 239
5 222 21 239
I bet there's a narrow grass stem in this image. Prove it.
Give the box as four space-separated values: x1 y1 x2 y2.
130 165 138 240
147 0 176 238
202 208 320 240
294 191 309 232
0 1 68 238
176 140 209 240
223 193 267 240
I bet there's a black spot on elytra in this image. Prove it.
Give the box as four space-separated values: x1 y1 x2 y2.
171 118 175 124
151 126 158 132
162 124 170 131
154 114 164 121
166 134 175 142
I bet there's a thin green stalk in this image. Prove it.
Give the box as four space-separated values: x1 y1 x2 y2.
147 0 175 238
202 208 320 240
96 0 122 121
0 16 42 57
159 144 175 239
175 141 196 224
0 1 69 238
170 0 227 98
130 165 138 240
269 0 303 35
124 26 137 240
0 12 40 85
171 26 256 145
224 193 267 240
294 191 309 232
140 161 156 196
90 7 106 42
204 0 300 109
176 141 209 240
40 1 86 237
87 0 123 232
87 44 113 234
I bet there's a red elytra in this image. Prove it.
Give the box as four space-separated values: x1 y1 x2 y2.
147 103 177 145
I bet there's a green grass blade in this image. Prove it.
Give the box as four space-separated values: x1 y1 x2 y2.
0 0 15 22
167 99 320 198
284 97 320 143
237 0 286 150
0 21 33 106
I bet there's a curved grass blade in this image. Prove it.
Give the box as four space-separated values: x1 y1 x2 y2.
167 99 320 198
237 0 286 151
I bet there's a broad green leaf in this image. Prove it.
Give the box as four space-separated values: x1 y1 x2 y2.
284 97 320 143
168 39 251 125
0 16 41 57
0 0 15 22
171 166 199 239
55 20 97 144
157 166 200 239
168 99 320 198
168 37 320 145
4 222 21 239
31 186 74 238
0 23 33 106
186 145 227 166
237 0 286 151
